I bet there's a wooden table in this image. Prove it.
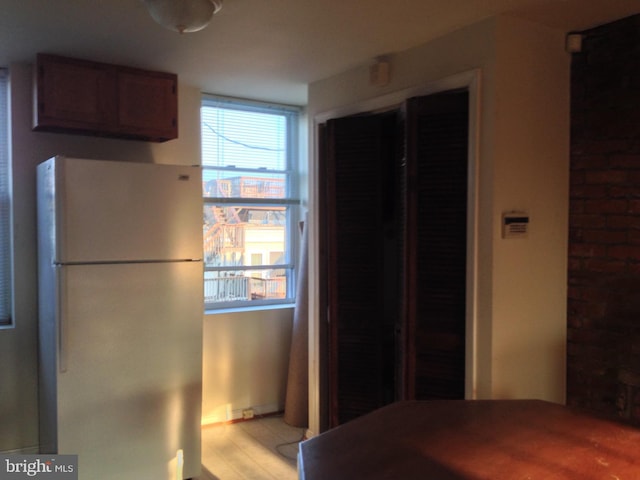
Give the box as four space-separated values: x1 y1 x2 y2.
298 400 640 479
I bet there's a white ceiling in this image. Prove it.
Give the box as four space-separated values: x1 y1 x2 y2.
0 0 638 105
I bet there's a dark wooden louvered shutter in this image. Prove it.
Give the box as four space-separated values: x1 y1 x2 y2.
325 112 400 427
405 90 469 400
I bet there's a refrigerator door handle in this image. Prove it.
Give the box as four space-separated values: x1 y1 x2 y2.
56 268 68 373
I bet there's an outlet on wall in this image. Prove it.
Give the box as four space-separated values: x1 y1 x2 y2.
242 408 254 420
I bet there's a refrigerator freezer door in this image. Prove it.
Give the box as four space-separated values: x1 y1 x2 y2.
40 156 203 263
53 261 203 480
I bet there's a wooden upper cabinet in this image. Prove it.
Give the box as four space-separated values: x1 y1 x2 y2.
116 70 177 141
34 54 178 142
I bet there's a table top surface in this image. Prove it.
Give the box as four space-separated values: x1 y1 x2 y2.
299 400 640 480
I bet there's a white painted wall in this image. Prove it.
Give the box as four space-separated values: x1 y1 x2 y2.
489 16 569 400
306 14 569 435
1 63 294 452
201 307 293 424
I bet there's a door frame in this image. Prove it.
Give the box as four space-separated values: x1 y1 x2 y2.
308 69 482 436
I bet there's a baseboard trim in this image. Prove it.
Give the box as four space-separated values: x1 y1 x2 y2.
202 409 286 428
201 402 283 426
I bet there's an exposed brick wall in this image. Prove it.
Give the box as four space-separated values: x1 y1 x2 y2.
568 14 640 423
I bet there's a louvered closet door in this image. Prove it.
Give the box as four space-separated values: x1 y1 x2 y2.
325 112 400 427
405 90 469 400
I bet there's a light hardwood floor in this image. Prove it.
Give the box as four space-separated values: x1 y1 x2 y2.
200 416 304 480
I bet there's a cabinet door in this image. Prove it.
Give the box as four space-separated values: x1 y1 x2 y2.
324 111 401 427
117 69 177 142
35 54 115 132
405 90 469 400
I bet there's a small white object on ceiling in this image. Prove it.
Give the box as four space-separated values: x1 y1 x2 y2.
142 0 223 34
369 58 391 87
566 33 583 53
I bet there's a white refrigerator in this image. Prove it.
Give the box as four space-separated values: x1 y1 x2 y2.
37 156 203 480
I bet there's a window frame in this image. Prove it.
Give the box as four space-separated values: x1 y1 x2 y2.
201 94 300 311
0 67 12 327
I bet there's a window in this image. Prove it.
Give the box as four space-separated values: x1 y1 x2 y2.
0 68 11 326
201 95 300 309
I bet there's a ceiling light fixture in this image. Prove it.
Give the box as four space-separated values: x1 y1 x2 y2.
142 0 223 34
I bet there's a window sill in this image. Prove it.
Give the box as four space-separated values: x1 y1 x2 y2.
0 323 14 331
205 303 295 316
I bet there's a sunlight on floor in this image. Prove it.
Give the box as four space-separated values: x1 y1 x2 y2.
201 416 304 480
